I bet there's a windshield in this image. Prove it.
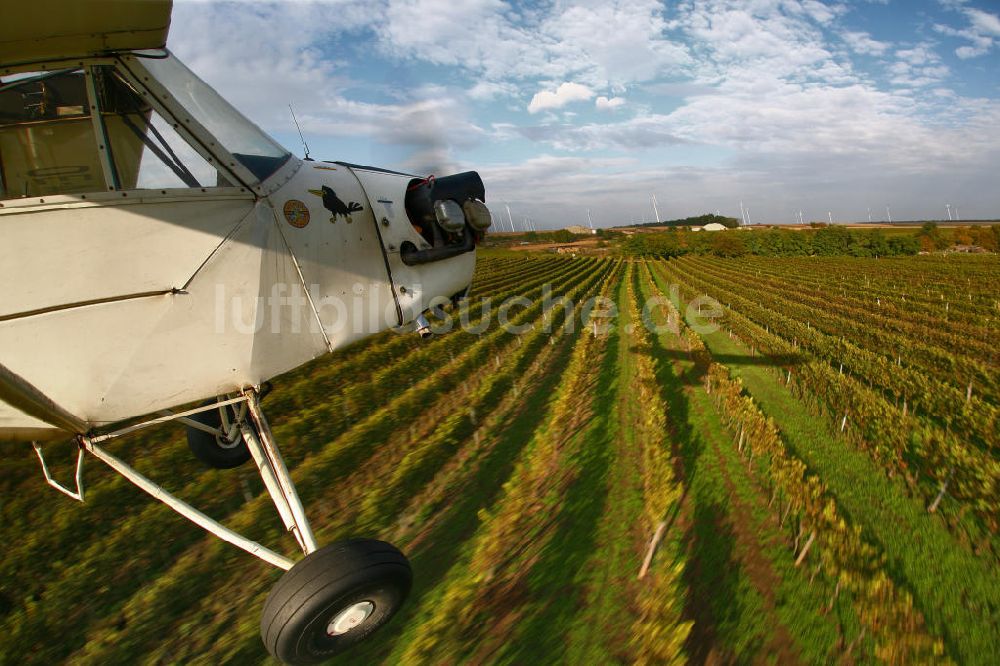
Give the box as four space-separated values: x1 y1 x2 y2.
138 52 291 182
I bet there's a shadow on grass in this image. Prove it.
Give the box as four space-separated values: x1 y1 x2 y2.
644 309 756 663
647 347 806 369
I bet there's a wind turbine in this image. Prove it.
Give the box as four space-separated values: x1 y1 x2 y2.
954 205 960 220
505 202 515 232
587 209 595 231
828 211 833 225
946 203 953 221
867 207 872 224
798 210 804 225
651 194 660 224
886 205 892 224
739 200 747 226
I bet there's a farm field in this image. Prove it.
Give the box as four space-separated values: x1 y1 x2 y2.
1 251 998 664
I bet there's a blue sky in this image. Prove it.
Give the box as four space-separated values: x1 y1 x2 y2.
171 0 1000 228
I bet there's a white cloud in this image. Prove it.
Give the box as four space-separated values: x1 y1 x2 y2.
540 1 691 87
467 81 519 101
934 5 1000 58
375 0 690 91
167 2 369 126
967 8 1000 36
595 96 626 111
842 30 890 56
163 0 1000 226
527 82 595 114
889 46 949 87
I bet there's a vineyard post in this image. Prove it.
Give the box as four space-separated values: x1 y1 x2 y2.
928 467 954 513
637 521 667 580
795 530 816 567
844 627 867 658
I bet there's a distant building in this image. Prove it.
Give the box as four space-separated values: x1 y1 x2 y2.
565 225 597 235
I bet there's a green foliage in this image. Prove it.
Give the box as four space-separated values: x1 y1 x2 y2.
918 222 951 251
972 225 1000 251
710 232 747 257
811 225 853 255
4 251 998 665
631 213 740 229
619 227 923 258
652 256 1000 663
500 229 589 245
622 232 684 257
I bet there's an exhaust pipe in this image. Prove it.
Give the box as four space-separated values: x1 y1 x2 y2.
415 314 433 339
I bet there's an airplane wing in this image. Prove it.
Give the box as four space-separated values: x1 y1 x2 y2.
0 361 87 432
0 0 172 68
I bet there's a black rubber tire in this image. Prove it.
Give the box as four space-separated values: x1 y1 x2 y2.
260 539 412 665
184 403 252 469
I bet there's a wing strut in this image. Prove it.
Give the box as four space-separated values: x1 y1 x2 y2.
29 389 318 571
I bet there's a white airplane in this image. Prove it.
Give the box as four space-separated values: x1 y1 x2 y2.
0 1 490 663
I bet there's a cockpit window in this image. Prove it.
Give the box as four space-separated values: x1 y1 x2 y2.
94 66 227 189
0 66 229 198
0 69 103 197
138 53 291 182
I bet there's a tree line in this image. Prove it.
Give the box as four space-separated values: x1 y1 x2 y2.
621 224 1000 258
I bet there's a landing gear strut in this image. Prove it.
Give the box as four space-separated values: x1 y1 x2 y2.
30 387 411 664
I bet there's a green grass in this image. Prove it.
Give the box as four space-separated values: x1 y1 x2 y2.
661 262 1000 664
636 269 788 662
2 253 997 665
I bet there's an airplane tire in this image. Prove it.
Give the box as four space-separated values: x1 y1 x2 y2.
184 403 252 469
260 539 412 665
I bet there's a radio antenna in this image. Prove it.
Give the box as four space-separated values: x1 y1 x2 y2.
289 104 311 160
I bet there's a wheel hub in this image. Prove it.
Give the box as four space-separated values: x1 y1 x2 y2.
214 432 242 450
326 601 375 636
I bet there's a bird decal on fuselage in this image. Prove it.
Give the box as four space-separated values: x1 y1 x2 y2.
307 186 363 223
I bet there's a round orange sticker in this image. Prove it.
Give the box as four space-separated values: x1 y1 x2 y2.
283 199 310 228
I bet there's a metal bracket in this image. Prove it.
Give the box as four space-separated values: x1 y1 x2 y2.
79 433 294 570
159 400 247 443
31 388 319 571
32 441 85 502
242 389 318 554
